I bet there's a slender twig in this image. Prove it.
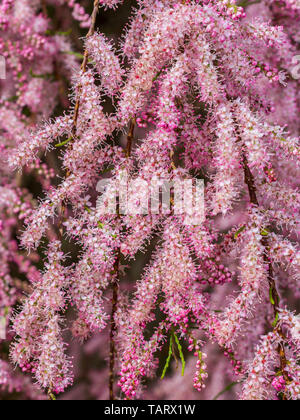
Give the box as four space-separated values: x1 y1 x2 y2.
41 0 48 16
125 119 136 158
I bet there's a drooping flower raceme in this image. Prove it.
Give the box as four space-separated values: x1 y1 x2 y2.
0 0 299 401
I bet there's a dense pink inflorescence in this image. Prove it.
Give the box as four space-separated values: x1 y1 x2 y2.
0 0 299 401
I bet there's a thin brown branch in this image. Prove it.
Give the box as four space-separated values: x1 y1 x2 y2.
41 0 48 16
126 119 136 158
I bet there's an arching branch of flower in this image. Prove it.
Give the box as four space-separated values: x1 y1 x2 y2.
235 118 290 399
3 0 299 401
109 118 136 400
57 0 100 234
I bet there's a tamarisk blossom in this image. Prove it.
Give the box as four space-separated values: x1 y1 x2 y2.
241 332 281 400
1 0 299 401
118 222 207 398
234 100 271 171
188 33 223 104
98 0 124 9
117 4 195 124
186 223 234 286
268 233 300 295
241 309 300 401
8 115 73 169
66 214 121 332
0 360 47 400
265 124 300 165
65 0 91 27
20 174 84 249
121 214 162 257
211 102 242 215
275 309 300 399
193 352 208 392
277 309 300 351
17 69 117 250
10 242 73 394
0 229 17 330
214 210 269 346
85 33 125 96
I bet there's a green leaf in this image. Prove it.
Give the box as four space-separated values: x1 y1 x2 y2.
48 392 56 401
55 137 72 148
212 381 239 400
63 51 85 60
6 95 18 102
152 68 163 82
161 335 173 379
29 69 53 80
234 225 246 239
269 287 275 305
98 222 104 229
272 312 279 328
46 29 72 37
260 228 269 237
173 333 186 377
22 106 31 117
56 29 72 37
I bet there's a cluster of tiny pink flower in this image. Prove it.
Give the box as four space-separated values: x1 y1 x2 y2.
0 0 299 401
